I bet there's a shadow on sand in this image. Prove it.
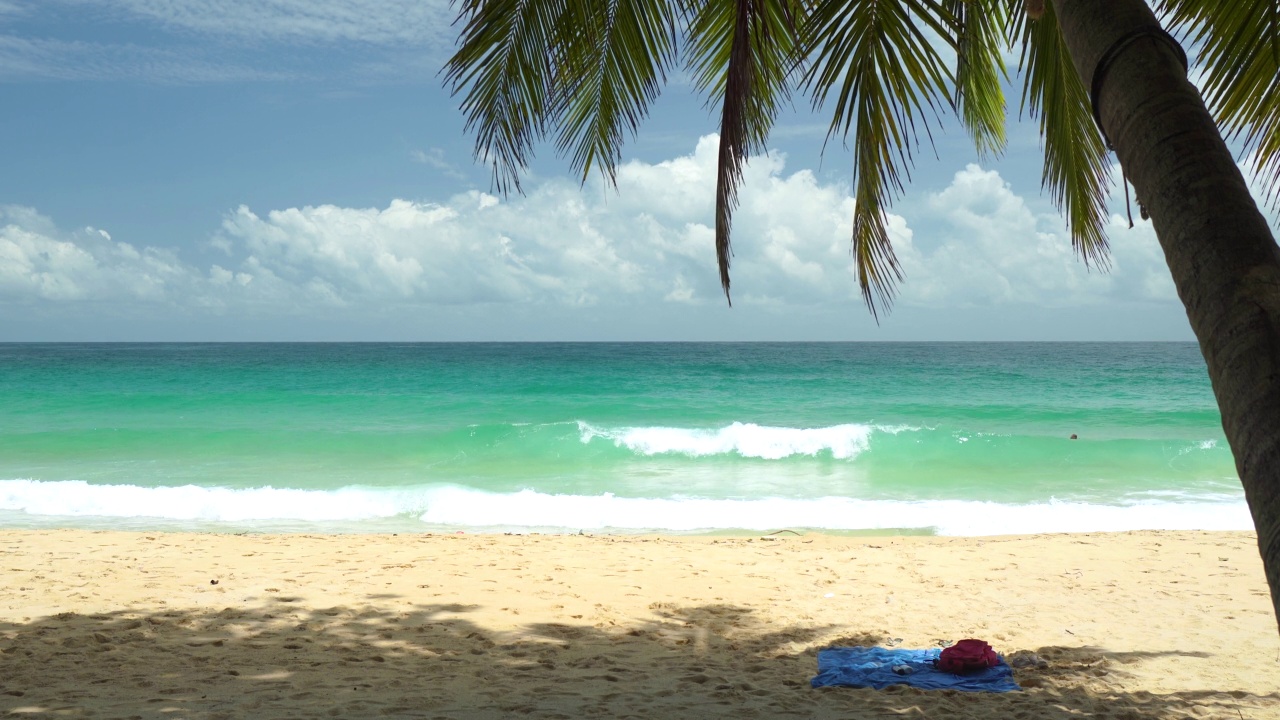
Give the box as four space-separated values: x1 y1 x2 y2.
1 599 1275 719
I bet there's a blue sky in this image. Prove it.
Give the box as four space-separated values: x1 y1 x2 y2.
2 0 1275 341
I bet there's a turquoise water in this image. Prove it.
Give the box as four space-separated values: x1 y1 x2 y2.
0 342 1248 534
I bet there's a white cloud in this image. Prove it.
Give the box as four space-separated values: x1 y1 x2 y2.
42 0 454 46
0 35 294 83
896 164 1177 308
0 207 195 302
0 139 1187 332
1 0 457 83
1241 152 1280 235
410 147 467 180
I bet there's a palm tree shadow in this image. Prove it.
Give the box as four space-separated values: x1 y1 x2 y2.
0 603 1275 719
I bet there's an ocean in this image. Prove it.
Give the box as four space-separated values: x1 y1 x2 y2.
0 342 1250 536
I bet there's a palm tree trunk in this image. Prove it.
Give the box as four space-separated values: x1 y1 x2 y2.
1051 0 1280 630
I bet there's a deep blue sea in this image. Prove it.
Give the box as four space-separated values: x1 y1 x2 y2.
0 342 1249 535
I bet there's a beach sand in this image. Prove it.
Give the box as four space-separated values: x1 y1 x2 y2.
1 529 1277 719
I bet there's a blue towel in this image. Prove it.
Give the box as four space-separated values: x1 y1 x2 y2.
811 646 1021 692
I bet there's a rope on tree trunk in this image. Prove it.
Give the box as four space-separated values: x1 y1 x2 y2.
1087 26 1188 226
1088 25 1188 150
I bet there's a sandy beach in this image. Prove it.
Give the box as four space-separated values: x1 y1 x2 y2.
1 529 1277 719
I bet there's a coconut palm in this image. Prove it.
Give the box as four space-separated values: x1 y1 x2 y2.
443 0 1280 629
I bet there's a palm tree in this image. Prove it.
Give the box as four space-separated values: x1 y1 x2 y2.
443 0 1280 629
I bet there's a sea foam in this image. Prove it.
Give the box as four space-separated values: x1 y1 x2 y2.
577 421 882 459
418 487 1251 535
0 479 412 522
0 479 1251 536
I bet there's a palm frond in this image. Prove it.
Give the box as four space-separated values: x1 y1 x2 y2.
1158 0 1280 207
1008 0 1110 267
802 0 957 317
686 0 804 303
552 0 679 186
946 0 1008 158
443 0 566 195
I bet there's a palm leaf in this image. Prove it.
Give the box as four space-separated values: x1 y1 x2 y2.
801 0 957 317
444 0 566 195
686 0 805 303
1008 0 1110 267
1157 0 1280 207
551 0 679 186
946 0 1008 158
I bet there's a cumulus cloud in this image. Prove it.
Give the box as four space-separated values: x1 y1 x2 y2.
0 206 197 303
896 164 1177 308
0 137 1187 332
1241 153 1280 235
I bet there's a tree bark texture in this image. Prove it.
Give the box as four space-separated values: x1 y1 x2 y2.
1053 0 1280 629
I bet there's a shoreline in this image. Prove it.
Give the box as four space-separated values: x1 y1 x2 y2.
2 528 1277 718
0 495 1255 537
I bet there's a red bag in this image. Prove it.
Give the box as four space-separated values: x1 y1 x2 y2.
937 639 1000 674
